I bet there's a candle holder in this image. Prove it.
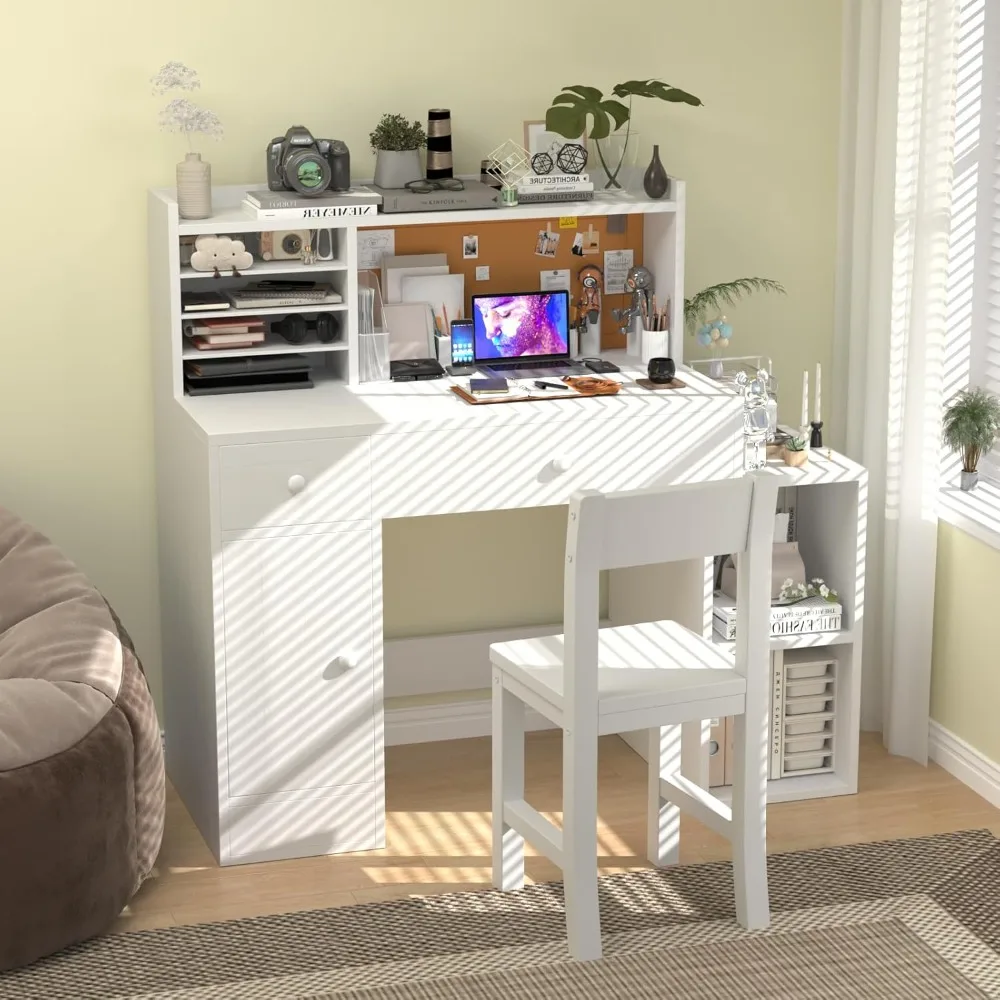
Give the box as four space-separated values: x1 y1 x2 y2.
810 420 823 448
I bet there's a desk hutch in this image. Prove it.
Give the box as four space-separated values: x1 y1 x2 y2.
148 183 866 865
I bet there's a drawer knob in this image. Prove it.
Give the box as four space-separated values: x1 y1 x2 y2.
550 457 571 475
287 474 307 495
323 654 358 679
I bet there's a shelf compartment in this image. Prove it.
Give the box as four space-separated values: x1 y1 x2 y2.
182 338 349 360
181 302 348 322
180 259 348 279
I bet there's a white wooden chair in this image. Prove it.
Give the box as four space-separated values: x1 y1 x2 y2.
489 474 778 961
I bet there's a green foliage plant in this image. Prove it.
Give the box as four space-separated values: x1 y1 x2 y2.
369 114 427 153
685 278 786 335
545 80 702 187
942 386 1000 473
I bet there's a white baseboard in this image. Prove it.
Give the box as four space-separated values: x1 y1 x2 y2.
928 720 1000 809
385 695 554 746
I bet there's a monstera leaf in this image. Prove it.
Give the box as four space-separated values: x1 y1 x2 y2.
612 79 703 106
545 79 702 141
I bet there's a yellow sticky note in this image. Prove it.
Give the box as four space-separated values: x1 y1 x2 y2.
559 217 578 229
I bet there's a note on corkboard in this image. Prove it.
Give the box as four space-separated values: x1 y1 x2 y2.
372 214 644 350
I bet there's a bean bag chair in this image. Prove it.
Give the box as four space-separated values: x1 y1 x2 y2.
0 505 165 970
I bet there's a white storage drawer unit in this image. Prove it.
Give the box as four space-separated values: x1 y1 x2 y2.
219 436 372 530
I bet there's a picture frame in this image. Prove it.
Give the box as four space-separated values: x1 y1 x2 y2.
522 120 588 160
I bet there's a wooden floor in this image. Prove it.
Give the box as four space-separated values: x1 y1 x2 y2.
118 732 1000 933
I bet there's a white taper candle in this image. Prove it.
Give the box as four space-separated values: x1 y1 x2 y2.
815 363 822 424
801 370 809 430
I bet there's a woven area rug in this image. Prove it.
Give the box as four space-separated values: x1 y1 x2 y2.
3 829 999 1000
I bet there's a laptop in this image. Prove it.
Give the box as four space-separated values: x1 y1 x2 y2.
471 290 587 378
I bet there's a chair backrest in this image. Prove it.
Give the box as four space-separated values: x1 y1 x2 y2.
563 473 779 720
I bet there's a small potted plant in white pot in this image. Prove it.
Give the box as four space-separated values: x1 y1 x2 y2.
370 113 426 189
942 386 1000 491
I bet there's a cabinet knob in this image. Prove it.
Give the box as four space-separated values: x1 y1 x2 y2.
287 474 307 495
550 457 571 475
323 654 358 679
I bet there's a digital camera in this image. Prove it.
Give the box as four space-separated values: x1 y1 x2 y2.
266 126 351 196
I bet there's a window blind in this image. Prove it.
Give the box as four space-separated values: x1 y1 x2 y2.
977 0 1000 475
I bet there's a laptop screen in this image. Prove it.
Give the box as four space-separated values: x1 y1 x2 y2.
471 291 570 361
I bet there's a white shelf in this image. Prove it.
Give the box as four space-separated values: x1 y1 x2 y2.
358 192 678 230
180 259 348 279
155 183 680 235
180 302 347 321
182 338 348 360
712 628 856 653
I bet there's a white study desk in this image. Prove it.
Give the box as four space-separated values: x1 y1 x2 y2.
156 360 758 864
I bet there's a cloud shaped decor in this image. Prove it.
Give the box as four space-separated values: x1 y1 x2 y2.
190 235 253 273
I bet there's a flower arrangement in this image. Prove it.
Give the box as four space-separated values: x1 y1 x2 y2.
151 61 223 150
778 577 838 605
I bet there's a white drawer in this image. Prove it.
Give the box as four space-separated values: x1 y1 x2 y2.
219 436 371 530
372 415 740 518
223 785 379 863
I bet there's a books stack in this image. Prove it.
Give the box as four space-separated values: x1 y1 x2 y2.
712 591 843 641
769 652 836 778
227 283 343 309
242 187 381 220
184 317 265 351
516 173 594 204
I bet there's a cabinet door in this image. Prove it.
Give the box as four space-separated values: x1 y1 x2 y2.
222 529 376 798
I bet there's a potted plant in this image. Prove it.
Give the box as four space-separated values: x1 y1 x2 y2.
545 79 702 190
370 113 427 189
942 386 1000 491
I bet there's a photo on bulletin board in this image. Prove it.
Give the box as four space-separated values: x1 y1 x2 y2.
462 234 479 259
523 121 588 165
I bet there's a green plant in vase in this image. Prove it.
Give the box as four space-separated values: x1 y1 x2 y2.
942 386 1000 491
684 277 786 377
544 79 702 191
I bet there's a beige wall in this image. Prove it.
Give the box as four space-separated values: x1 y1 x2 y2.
0 1 843 708
931 523 1000 761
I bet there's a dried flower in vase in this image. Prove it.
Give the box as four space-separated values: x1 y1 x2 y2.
151 62 223 151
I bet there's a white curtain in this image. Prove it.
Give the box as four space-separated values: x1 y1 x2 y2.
838 0 958 761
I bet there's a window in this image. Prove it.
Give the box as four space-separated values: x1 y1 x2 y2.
939 0 1000 547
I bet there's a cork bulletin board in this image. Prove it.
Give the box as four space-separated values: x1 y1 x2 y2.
379 214 644 350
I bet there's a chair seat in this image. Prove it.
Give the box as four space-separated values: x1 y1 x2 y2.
490 619 746 722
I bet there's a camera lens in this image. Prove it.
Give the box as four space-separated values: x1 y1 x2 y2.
284 147 332 195
282 233 303 255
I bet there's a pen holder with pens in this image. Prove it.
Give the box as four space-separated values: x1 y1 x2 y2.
640 328 670 364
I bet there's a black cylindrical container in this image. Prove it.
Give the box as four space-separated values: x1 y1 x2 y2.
427 109 454 179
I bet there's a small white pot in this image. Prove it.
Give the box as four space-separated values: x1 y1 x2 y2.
374 149 423 189
176 152 212 220
960 469 979 491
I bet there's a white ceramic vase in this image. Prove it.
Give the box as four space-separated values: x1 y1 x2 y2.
373 149 423 189
176 152 212 220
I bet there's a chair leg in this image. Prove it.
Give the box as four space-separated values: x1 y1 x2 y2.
731 707 770 929
492 673 525 892
646 725 681 867
563 726 601 961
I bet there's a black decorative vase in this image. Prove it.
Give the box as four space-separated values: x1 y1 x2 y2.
642 145 669 199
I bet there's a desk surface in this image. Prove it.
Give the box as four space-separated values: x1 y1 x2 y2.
178 357 742 444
